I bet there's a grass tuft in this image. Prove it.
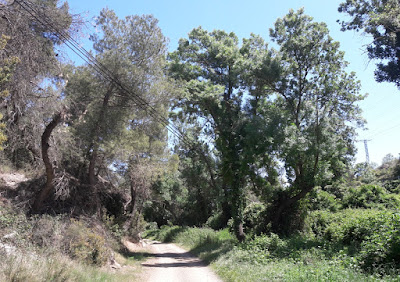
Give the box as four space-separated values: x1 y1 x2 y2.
145 225 400 281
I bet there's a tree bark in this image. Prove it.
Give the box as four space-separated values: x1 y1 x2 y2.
87 85 114 216
32 111 63 212
130 182 137 215
88 85 114 188
269 183 314 234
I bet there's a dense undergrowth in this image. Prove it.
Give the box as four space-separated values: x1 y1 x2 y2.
0 201 144 281
145 209 400 282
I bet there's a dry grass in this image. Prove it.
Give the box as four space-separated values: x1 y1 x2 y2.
0 249 141 282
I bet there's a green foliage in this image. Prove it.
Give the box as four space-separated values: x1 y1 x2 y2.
205 212 227 230
0 34 19 150
252 8 365 234
102 212 124 239
307 209 400 273
63 219 109 266
239 233 286 263
339 0 400 87
0 0 74 167
343 184 400 209
144 173 188 226
306 188 340 212
359 213 400 271
63 8 171 194
176 149 220 227
384 180 400 193
0 205 33 247
242 202 267 234
307 209 384 243
169 27 252 239
353 162 378 184
146 225 398 281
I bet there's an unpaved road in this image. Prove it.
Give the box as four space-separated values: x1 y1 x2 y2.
141 240 222 282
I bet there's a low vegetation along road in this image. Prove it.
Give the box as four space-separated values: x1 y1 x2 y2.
140 240 221 282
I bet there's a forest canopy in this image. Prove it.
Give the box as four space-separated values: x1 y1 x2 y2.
0 0 396 244
1 1 400 279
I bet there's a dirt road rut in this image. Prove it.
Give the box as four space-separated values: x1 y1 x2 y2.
141 241 222 282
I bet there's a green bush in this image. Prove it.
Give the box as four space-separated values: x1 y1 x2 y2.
205 212 226 230
359 213 400 271
102 212 124 239
383 180 400 193
63 219 109 266
306 209 400 273
343 184 400 209
243 202 266 234
307 209 387 244
307 188 340 212
239 233 286 263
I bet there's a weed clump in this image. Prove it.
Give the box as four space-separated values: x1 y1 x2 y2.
63 219 109 266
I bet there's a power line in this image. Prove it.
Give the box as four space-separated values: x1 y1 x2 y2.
362 122 400 140
13 0 198 151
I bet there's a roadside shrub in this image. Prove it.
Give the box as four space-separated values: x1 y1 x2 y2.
307 209 387 244
63 219 109 266
383 180 400 193
30 214 66 249
243 233 285 253
343 184 400 209
358 213 400 271
0 206 32 247
102 211 124 239
243 202 266 235
124 213 147 241
306 209 400 273
145 221 158 230
306 188 340 212
323 182 349 200
145 225 184 242
205 211 226 230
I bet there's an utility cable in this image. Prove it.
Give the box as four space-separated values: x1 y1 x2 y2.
14 0 198 151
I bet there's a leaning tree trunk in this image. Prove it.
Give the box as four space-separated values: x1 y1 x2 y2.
269 183 314 235
32 111 63 212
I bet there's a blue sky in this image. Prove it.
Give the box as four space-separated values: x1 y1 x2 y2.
63 0 400 165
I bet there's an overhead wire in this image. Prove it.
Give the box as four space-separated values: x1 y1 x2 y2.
365 123 400 139
14 0 198 151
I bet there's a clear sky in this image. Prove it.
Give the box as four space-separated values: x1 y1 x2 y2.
63 0 400 165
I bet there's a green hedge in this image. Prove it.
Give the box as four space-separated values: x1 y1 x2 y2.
306 209 400 271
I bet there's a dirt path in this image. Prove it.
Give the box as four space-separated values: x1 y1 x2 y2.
140 240 222 282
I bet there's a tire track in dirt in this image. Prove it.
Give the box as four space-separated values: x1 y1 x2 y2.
141 240 222 282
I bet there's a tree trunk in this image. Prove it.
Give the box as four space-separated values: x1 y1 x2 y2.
88 85 113 188
220 185 232 226
269 184 314 235
32 111 63 212
130 183 137 215
87 85 114 216
88 148 98 187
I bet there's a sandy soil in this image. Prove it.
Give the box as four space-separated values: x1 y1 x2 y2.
140 240 222 282
0 172 27 188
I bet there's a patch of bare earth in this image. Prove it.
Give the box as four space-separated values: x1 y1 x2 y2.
0 172 27 188
133 239 222 282
0 172 28 204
